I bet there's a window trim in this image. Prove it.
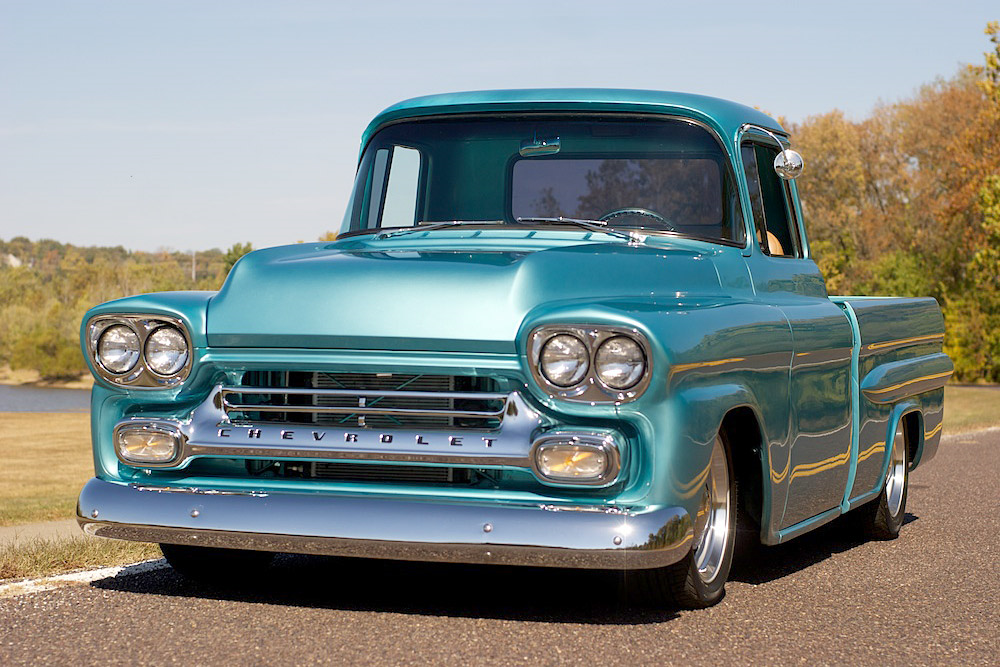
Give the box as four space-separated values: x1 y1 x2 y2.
738 134 806 259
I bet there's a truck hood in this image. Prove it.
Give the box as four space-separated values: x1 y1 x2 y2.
206 239 724 352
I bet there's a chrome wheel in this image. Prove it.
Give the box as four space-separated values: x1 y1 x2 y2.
885 425 906 517
628 432 737 608
855 419 909 540
692 436 732 584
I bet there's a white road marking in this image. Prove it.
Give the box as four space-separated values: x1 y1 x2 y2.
0 559 168 598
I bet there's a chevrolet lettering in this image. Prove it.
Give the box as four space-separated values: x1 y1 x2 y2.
78 90 951 608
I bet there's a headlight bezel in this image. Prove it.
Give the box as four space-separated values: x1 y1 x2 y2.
528 325 652 403
86 314 193 388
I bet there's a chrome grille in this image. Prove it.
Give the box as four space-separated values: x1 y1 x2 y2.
308 462 472 484
227 371 506 430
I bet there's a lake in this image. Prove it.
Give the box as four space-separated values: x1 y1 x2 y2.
0 384 91 412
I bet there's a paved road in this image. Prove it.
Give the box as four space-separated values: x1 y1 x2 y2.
2 430 997 665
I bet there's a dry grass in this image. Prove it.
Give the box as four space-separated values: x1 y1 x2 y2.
943 384 1000 434
0 412 93 526
0 536 159 582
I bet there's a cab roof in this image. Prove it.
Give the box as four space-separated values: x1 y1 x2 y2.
360 88 783 155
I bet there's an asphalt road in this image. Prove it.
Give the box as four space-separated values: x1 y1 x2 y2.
2 429 998 666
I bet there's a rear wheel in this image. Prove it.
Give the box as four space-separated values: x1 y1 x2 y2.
160 543 274 584
856 421 908 539
629 433 737 608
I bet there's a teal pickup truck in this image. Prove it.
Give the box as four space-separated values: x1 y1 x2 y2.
77 90 951 608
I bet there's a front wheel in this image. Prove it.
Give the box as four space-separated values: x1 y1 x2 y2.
629 433 737 608
856 421 908 539
160 543 274 584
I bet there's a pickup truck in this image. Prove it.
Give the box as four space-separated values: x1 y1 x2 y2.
77 89 951 608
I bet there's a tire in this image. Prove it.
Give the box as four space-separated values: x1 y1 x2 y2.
856 420 908 540
160 543 274 584
629 432 737 609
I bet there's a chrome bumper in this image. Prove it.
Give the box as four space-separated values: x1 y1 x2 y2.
77 478 692 570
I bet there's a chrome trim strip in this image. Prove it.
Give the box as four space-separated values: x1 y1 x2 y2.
224 388 509 400
77 478 692 570
220 387 508 420
130 484 269 498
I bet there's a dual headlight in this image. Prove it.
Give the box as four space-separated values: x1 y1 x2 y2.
529 326 652 402
87 315 192 387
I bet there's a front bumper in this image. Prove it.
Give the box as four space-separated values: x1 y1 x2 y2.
77 478 692 570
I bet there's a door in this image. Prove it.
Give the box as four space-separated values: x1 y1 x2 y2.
741 139 855 530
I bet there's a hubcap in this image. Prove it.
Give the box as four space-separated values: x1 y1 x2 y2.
692 436 731 584
885 426 906 516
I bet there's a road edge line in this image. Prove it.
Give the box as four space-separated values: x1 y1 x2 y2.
0 558 168 598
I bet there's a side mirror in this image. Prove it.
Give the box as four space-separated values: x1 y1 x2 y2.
773 149 804 180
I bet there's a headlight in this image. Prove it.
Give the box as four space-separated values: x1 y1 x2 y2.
529 325 652 403
539 334 589 387
144 326 189 376
531 434 621 485
595 336 646 389
87 314 193 388
96 325 141 374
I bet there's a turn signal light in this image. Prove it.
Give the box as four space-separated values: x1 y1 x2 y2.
117 426 179 464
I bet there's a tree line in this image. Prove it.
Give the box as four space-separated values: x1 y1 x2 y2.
789 22 1000 381
1 23 998 382
0 239 253 379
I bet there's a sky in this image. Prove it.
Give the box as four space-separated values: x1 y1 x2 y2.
1 0 996 252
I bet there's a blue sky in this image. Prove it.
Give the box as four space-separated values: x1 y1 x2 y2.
1 0 996 252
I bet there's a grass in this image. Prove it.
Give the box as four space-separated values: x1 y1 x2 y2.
0 536 160 582
942 385 1000 434
0 412 93 526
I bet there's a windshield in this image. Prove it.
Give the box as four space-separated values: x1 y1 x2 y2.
341 115 745 245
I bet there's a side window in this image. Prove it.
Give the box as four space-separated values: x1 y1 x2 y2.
355 145 423 231
381 147 421 227
741 142 802 258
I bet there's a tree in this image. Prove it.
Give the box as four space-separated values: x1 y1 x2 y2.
223 242 254 274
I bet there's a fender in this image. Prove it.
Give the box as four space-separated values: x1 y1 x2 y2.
847 401 922 510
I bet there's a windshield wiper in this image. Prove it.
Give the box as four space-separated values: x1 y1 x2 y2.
514 217 647 244
374 220 505 240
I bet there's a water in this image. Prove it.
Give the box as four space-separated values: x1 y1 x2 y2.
0 384 91 412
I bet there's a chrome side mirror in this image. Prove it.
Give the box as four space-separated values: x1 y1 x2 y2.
773 149 804 180
739 123 805 180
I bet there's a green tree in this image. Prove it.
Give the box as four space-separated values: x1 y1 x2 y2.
223 242 254 273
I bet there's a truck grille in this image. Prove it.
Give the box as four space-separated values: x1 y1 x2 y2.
308 462 472 484
225 371 506 430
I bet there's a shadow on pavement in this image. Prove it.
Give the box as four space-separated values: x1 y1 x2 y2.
93 555 680 625
92 511 918 621
731 511 919 585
